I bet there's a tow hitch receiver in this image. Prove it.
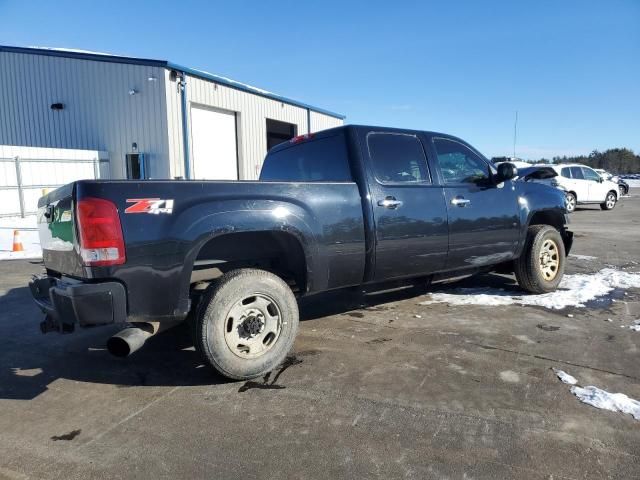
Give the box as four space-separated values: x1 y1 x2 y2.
40 314 74 334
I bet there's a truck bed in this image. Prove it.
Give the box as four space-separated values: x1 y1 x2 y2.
38 179 366 321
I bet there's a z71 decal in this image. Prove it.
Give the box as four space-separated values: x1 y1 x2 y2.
125 198 174 215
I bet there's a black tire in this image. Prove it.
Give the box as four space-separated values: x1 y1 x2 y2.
514 225 565 294
565 192 576 213
600 191 617 210
194 268 299 380
619 185 628 196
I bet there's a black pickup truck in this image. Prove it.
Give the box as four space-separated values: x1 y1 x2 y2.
30 125 572 379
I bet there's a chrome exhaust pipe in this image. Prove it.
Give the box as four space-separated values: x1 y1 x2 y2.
107 322 169 357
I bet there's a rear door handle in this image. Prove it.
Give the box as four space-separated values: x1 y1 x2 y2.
451 197 471 207
377 197 403 209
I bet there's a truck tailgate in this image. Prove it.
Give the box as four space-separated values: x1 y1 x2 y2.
38 182 84 277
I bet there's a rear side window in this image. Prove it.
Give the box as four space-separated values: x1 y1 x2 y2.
367 133 430 184
561 167 572 178
569 166 584 179
260 135 352 182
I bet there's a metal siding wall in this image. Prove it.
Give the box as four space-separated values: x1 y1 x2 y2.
310 111 344 133
164 69 185 178
0 52 171 179
185 75 314 180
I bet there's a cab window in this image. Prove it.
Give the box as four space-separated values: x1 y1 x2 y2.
433 138 490 184
367 133 431 184
260 134 352 182
561 167 572 178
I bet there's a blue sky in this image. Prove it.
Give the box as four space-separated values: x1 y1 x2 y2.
1 0 638 159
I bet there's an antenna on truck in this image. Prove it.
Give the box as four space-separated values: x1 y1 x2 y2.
513 110 518 159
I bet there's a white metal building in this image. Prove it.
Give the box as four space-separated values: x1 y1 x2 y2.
0 45 345 182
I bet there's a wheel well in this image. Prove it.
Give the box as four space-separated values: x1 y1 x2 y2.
528 210 572 254
529 210 564 232
191 231 306 293
608 190 618 198
567 190 577 199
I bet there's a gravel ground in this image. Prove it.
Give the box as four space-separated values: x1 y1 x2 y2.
0 190 639 479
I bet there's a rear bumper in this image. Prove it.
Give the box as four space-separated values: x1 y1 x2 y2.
29 275 127 333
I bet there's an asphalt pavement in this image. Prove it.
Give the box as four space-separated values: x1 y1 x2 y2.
1 191 639 479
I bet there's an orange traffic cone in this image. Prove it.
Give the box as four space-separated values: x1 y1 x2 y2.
12 230 24 252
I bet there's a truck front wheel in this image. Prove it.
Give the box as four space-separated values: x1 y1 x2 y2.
194 269 299 380
514 225 565 294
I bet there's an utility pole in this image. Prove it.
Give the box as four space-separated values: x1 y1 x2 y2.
513 110 518 160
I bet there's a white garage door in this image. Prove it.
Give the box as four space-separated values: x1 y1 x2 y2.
190 106 238 180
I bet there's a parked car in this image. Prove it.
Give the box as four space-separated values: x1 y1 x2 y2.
30 125 572 380
494 160 533 170
616 178 629 196
594 168 616 181
595 169 629 196
525 164 620 212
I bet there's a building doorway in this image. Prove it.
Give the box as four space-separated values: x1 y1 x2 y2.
266 119 297 151
190 105 239 180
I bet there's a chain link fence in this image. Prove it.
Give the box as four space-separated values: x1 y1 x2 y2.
0 156 106 217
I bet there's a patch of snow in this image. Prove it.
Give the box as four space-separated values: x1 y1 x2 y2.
28 45 118 57
499 370 520 383
553 368 577 385
188 68 274 95
419 268 640 310
569 254 597 261
571 385 640 420
26 46 278 98
0 215 42 260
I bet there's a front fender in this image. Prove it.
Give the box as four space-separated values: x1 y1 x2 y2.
514 182 570 256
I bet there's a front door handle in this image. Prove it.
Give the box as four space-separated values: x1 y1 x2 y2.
377 197 403 209
451 197 471 207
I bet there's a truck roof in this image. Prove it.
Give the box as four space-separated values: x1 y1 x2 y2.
267 124 462 155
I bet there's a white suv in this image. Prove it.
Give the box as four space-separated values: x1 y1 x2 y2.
530 164 619 212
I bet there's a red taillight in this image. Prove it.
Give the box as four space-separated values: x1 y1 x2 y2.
76 197 126 266
290 133 315 144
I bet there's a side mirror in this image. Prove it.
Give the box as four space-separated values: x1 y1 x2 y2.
496 162 517 183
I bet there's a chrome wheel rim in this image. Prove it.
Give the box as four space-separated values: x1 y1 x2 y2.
223 293 282 359
566 194 576 212
539 239 560 281
606 194 615 209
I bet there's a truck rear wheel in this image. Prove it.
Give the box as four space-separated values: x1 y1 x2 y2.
195 268 299 380
514 225 565 294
